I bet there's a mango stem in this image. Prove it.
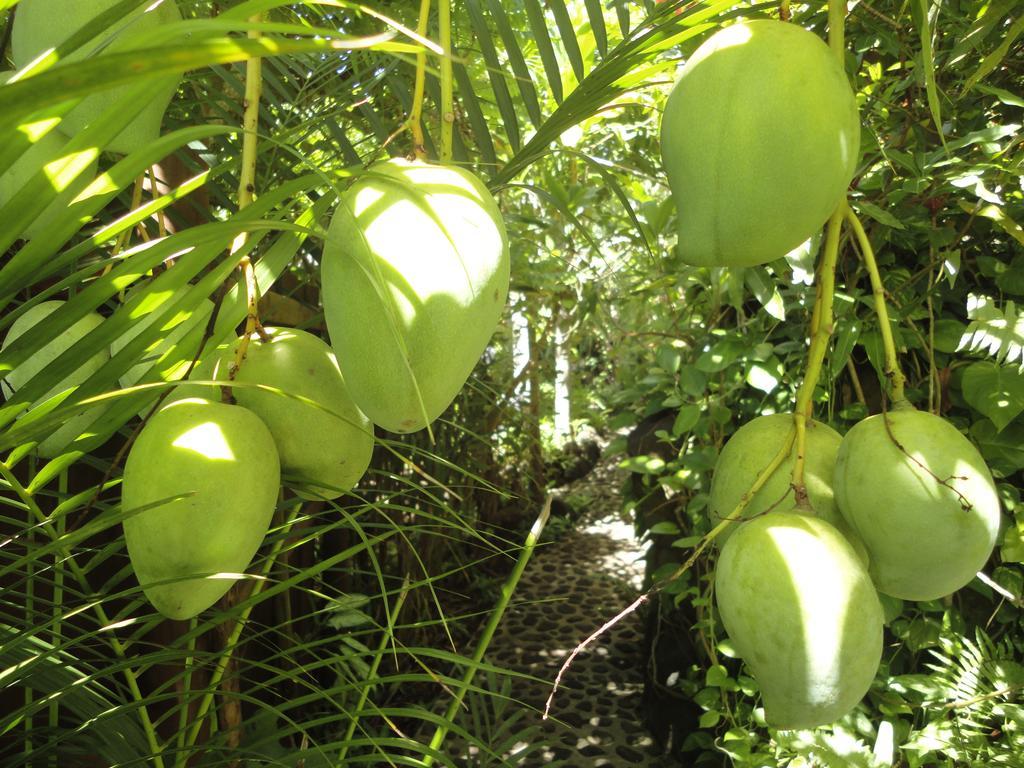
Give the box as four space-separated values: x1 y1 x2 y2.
409 0 432 160
844 203 908 404
223 13 267 401
791 207 843 502
438 0 454 162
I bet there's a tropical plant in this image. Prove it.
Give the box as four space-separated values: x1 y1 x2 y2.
2 0 1023 766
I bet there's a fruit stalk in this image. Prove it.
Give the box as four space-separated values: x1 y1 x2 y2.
409 0 432 160
225 12 268 396
788 0 848 492
422 497 551 766
829 0 846 58
0 461 166 767
844 204 908 403
791 208 842 498
438 0 453 161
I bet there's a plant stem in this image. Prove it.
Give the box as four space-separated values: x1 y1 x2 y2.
829 0 846 58
409 0 432 160
176 619 198 756
692 426 795 563
0 461 166 767
224 12 268 400
24 458 34 761
438 0 453 162
844 204 907 403
846 358 868 406
180 506 300 760
791 208 843 501
337 577 412 764
422 497 551 766
49 469 69 762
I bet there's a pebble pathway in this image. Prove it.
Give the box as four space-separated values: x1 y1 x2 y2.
448 456 679 767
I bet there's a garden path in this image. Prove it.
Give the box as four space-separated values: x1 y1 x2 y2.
450 454 679 767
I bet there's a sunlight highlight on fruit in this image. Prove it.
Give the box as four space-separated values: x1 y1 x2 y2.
171 421 235 462
660 19 860 268
322 158 510 434
122 398 280 619
715 512 883 729
834 408 1001 601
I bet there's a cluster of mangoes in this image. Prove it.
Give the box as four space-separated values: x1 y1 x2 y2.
706 410 999 729
118 157 509 620
3 2 512 620
659 20 1002 729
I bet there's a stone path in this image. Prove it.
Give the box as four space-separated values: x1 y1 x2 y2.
448 455 679 767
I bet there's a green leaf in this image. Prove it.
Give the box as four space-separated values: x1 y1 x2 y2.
746 361 782 394
695 338 745 373
996 255 1024 295
549 0 586 83
673 404 701 436
958 295 1024 368
933 318 966 353
523 0 564 104
962 361 1024 432
963 12 1024 93
854 199 907 230
679 366 707 397
1000 524 1024 564
971 419 1024 474
745 267 786 321
913 0 948 151
584 0 609 56
699 710 721 728
484 0 543 127
958 200 1024 247
464 0 522 152
649 521 681 535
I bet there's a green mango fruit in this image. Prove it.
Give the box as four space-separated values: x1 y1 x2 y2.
0 72 99 241
12 0 182 155
214 327 374 499
1 300 109 457
660 20 860 268
834 407 1001 601
321 158 510 434
709 414 853 546
122 398 280 620
715 511 883 729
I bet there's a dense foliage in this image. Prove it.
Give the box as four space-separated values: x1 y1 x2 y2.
0 0 1022 766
